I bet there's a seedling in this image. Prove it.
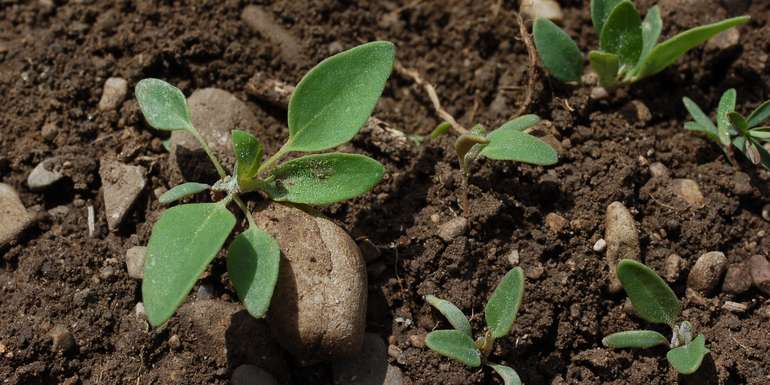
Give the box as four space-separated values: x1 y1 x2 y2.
424 267 525 385
684 89 770 169
603 259 709 375
134 41 395 327
533 0 749 87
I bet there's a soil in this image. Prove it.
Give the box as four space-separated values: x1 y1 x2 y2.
2 1 770 384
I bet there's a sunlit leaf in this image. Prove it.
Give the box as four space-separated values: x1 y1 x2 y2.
589 50 620 88
685 121 720 143
425 330 482 367
480 125 558 166
667 335 709 375
533 18 583 83
682 97 717 134
232 130 263 183
499 114 540 132
728 111 749 136
747 100 770 128
425 295 472 336
484 267 525 339
617 259 681 325
135 78 193 131
716 89 736 146
227 227 280 318
591 0 624 36
158 182 210 204
488 364 522 385
600 1 643 67
637 6 662 68
602 330 669 349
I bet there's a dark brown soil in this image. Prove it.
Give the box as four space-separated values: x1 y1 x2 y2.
2 1 770 384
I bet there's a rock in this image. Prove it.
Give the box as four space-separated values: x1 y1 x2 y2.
49 325 75 353
125 246 146 280
27 157 64 191
687 251 728 295
649 162 670 178
241 5 303 63
545 213 568 234
526 263 545 280
168 334 181 350
97 77 128 111
593 239 606 252
196 283 215 299
722 301 747 313
170 88 259 182
671 179 705 208
520 0 563 22
134 302 146 318
722 262 751 294
437 217 468 241
408 333 426 348
333 333 405 385
630 100 651 123
590 86 609 100
0 183 33 247
663 254 685 283
232 365 279 385
763 204 770 222
507 249 520 266
706 28 740 51
749 255 770 295
252 203 366 365
605 202 640 293
41 122 57 141
100 160 146 230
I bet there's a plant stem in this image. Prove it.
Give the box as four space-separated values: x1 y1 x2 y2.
395 61 468 135
234 196 256 228
190 129 228 178
256 146 289 176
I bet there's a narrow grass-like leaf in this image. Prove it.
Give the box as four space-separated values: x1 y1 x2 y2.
264 153 384 205
666 335 709 375
747 100 770 128
484 267 525 339
600 1 643 67
425 295 472 336
637 6 662 67
135 79 193 131
285 41 395 152
589 50 620 88
533 18 583 83
158 182 210 204
635 16 750 80
488 364 522 385
716 89 736 146
749 128 770 140
480 126 557 166
617 259 681 325
685 122 720 143
728 111 749 136
431 122 452 139
591 0 624 36
232 130 263 182
682 97 717 134
227 227 280 319
602 330 669 348
143 203 236 326
425 330 482 367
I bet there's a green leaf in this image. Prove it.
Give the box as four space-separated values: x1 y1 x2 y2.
589 50 620 88
667 335 709 375
455 132 490 174
227 227 280 319
602 330 669 349
484 267 525 339
425 330 482 367
682 97 718 134
617 259 681 325
488 364 522 385
685 121 720 143
232 130 263 183
533 18 583 83
591 0 624 36
264 153 384 205
716 89 737 146
749 128 770 140
158 182 210 204
747 100 770 128
143 203 236 326
499 114 540 131
600 1 643 67
135 78 193 131
285 41 395 152
637 6 662 67
635 16 750 80
425 295 472 336
431 122 452 139
732 136 766 166
480 125 558 166
728 111 749 136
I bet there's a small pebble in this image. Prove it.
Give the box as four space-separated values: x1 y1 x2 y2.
687 251 727 295
27 158 63 191
526 263 545 280
706 28 740 51
590 86 609 100
749 255 770 295
663 254 684 283
125 246 146 280
605 202 640 293
99 265 115 280
593 239 606 252
98 77 128 111
649 162 670 178
671 179 705 207
409 334 425 348
722 301 747 313
430 213 440 224
762 204 770 222
722 262 752 294
507 249 520 266
520 0 563 22
0 184 33 247
437 217 467 241
134 302 146 318
49 325 75 353
387 344 402 360
196 283 215 300
545 213 568 234
168 334 181 350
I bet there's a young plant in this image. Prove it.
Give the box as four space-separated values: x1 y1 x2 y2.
533 0 749 87
424 267 525 385
683 89 770 169
134 41 395 327
603 259 709 375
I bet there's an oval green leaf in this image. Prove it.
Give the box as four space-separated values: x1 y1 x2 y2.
135 78 193 131
638 6 662 66
143 203 236 326
484 267 525 339
716 89 736 145
533 18 583 83
747 100 770 128
158 182 210 204
499 114 540 132
602 330 669 349
425 295 472 336
591 0 624 36
667 334 709 375
488 364 522 385
635 16 750 80
589 50 620 88
682 97 717 134
617 259 681 325
285 41 395 152
480 126 557 166
425 330 482 367
232 129 263 182
264 153 384 205
227 227 280 319
600 1 643 67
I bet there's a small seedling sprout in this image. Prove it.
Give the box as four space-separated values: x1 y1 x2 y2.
424 267 525 385
603 259 710 375
533 0 749 87
683 89 770 169
134 41 395 327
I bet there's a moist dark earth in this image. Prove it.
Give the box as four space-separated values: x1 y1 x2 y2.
2 0 770 384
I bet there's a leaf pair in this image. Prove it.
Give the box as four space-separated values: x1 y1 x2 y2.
603 260 709 375
533 0 749 86
424 268 525 385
